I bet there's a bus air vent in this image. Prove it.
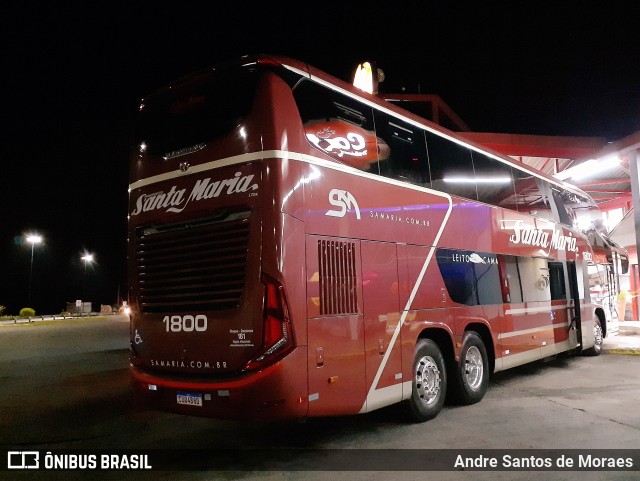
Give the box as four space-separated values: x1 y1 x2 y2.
318 240 358 315
135 211 250 313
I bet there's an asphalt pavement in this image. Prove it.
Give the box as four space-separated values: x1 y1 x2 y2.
604 321 640 355
1 315 639 480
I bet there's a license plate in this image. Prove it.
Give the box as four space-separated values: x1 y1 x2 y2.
176 392 203 407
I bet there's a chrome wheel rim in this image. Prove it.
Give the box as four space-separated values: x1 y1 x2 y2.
464 345 484 390
415 355 441 406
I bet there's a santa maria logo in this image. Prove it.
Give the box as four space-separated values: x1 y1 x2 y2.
131 172 258 216
509 220 579 255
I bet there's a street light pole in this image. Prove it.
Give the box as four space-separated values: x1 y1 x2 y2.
81 253 94 312
25 234 43 307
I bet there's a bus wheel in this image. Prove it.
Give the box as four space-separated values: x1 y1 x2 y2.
449 331 488 405
584 318 604 356
405 339 446 423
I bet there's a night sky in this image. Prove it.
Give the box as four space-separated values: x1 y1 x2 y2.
2 2 640 314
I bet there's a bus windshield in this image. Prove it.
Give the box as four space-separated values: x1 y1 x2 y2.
136 67 259 157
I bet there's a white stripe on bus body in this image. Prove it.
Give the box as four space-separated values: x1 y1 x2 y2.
504 304 571 316
129 148 458 199
359 186 453 414
498 321 572 340
497 340 574 371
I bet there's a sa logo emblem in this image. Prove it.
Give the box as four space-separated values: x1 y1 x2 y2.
325 189 361 220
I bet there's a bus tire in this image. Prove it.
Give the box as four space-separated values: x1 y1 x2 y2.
449 331 488 405
404 339 446 423
583 318 604 356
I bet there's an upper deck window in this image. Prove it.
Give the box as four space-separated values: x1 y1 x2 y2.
425 131 476 200
470 151 518 208
293 80 379 173
372 111 429 186
292 76 594 229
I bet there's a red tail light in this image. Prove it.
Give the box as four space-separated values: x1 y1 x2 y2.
244 274 295 371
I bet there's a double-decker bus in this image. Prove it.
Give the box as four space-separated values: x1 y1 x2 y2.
128 55 613 422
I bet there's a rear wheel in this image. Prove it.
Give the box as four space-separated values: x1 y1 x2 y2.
583 318 604 356
404 339 447 422
449 331 489 405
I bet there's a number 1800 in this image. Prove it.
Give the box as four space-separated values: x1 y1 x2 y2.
162 315 208 332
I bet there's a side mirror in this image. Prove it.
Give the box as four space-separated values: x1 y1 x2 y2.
620 255 629 275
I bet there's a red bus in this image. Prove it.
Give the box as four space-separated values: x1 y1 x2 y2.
128 55 611 422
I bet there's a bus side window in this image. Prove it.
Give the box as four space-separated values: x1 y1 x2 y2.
372 111 429 186
425 131 476 200
548 261 567 300
498 255 524 304
436 248 503 306
293 80 379 173
517 257 566 302
551 188 595 228
470 151 518 209
550 189 574 226
512 171 553 219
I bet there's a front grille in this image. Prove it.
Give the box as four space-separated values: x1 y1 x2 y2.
135 211 251 313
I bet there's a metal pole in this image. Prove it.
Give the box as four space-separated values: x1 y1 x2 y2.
28 242 35 306
83 262 87 301
630 149 640 321
631 150 640 273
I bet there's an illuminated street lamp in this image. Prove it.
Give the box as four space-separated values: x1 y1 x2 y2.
81 253 95 302
81 253 94 264
25 233 43 306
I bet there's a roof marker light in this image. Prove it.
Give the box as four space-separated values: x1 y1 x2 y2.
353 62 374 94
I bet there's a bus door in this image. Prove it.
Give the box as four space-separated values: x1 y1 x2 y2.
561 261 582 350
567 260 583 349
306 236 366 416
360 241 403 412
546 261 578 353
